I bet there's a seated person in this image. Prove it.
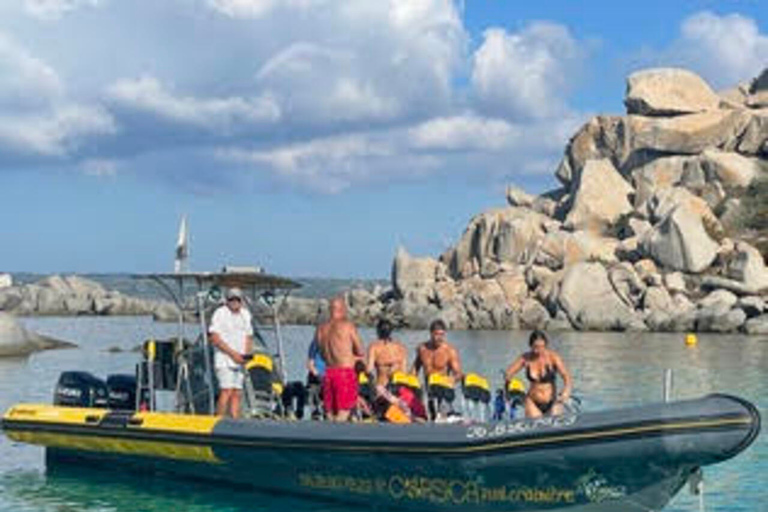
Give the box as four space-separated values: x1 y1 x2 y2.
387 373 427 422
354 360 375 420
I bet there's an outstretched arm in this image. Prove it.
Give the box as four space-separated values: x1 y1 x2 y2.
554 353 573 401
397 343 408 374
351 326 365 358
505 357 525 382
449 347 463 379
411 346 423 375
366 343 377 375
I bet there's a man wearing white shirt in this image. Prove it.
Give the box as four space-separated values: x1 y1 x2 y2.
209 287 254 418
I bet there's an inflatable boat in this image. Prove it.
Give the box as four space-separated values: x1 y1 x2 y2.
2 393 760 512
0 271 761 511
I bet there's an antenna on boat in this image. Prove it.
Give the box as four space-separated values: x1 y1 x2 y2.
174 215 189 273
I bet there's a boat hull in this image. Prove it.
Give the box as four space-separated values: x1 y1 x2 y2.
3 394 760 512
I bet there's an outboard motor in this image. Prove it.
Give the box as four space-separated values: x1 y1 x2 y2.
106 374 138 411
54 371 108 408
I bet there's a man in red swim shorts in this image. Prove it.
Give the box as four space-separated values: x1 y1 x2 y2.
316 297 364 421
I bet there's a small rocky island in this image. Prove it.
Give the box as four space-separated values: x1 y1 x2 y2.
1 67 766 335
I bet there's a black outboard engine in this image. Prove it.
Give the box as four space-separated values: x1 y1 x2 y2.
54 371 109 408
106 374 139 411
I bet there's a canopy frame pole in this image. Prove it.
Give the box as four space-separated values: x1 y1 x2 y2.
270 291 288 385
197 291 215 415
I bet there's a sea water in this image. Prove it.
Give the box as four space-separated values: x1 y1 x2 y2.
0 316 765 512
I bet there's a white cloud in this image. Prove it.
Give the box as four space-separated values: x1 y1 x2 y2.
0 0 587 191
251 1 466 125
207 0 323 19
672 12 768 88
0 32 63 110
0 31 116 158
409 115 518 151
24 0 104 21
81 157 118 176
107 75 281 130
255 43 401 123
472 22 585 120
216 107 584 192
219 133 397 193
0 104 116 156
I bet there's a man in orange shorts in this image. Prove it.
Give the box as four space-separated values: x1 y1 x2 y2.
316 297 365 421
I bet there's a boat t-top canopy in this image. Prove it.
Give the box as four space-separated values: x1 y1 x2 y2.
130 270 302 414
132 271 302 291
130 271 302 311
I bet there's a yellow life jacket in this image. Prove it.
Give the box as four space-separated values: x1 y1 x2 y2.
427 373 454 389
391 372 420 390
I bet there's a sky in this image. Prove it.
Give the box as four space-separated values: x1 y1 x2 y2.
0 0 765 278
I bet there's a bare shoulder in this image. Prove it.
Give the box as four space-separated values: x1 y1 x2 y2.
341 319 359 331
550 350 566 365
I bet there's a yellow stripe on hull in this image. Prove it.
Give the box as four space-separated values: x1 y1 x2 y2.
6 430 220 463
4 404 222 463
3 404 108 424
4 404 220 435
134 411 220 434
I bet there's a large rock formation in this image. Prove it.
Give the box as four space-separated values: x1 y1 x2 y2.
373 67 768 333
625 68 720 116
558 263 643 331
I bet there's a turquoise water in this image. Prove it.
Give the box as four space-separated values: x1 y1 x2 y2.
1 316 765 512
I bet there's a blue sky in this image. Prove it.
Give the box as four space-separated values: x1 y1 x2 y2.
0 0 765 278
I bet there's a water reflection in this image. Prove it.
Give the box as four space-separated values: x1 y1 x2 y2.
3 468 356 512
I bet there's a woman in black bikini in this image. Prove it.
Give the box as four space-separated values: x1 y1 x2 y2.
505 330 572 418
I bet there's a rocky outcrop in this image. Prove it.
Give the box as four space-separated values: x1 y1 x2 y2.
564 159 634 231
0 312 76 357
625 68 720 116
0 275 172 319
373 67 768 333
640 205 720 273
558 263 644 331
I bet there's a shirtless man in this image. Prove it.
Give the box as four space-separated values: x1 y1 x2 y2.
316 297 365 422
412 319 462 382
366 318 408 387
412 319 462 420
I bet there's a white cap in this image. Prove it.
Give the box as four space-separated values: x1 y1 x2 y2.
226 287 244 300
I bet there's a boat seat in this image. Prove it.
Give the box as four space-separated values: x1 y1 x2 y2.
462 373 491 421
427 373 456 420
243 353 283 418
389 372 422 398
